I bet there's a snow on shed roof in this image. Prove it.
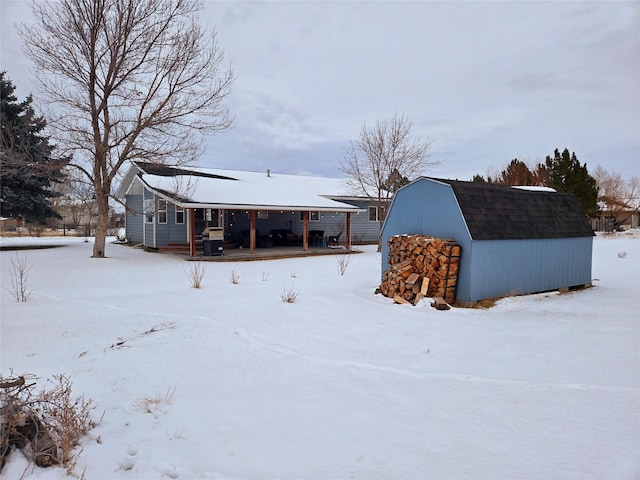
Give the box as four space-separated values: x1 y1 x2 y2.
128 162 361 212
426 177 595 240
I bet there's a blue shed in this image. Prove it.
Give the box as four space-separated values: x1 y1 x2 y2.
381 178 595 304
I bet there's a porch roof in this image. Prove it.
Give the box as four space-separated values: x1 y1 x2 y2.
122 162 363 213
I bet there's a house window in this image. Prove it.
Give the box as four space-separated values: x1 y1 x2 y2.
175 205 184 224
158 199 167 224
299 211 320 222
144 198 154 223
368 206 379 222
257 210 269 219
368 205 386 222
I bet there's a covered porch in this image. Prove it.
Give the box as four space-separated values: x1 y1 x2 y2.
182 206 359 258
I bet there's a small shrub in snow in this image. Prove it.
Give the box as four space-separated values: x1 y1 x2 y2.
290 270 297 278
281 287 299 303
230 268 240 284
25 223 45 237
618 251 628 258
134 385 176 417
0 373 97 474
7 252 31 302
336 253 352 276
184 262 206 289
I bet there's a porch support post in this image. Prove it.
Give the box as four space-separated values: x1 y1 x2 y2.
302 210 309 251
249 210 256 254
346 212 352 249
189 208 196 257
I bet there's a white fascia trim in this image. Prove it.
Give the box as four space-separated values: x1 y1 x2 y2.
178 203 363 213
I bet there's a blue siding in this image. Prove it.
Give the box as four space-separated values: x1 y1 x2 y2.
156 220 168 247
142 188 154 247
153 202 188 246
381 178 593 303
381 178 471 267
144 223 154 247
468 237 592 301
125 194 143 243
342 200 384 244
293 213 347 239
166 202 188 243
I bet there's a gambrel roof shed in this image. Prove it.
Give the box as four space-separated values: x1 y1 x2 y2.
381 177 594 304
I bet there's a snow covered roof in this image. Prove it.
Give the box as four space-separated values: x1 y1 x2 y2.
512 185 557 192
117 162 362 212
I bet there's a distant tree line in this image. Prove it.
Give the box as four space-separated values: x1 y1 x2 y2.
473 148 601 218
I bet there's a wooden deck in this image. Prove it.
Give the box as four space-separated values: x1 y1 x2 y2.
155 244 359 262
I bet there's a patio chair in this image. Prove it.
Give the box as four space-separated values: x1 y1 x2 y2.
327 232 342 246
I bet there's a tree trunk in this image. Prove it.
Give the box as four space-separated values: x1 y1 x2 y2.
92 189 110 258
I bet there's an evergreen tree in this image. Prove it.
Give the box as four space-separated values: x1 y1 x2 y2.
544 148 599 217
0 72 68 223
382 168 411 193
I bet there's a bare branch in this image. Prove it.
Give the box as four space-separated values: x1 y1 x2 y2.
338 112 438 250
339 113 436 199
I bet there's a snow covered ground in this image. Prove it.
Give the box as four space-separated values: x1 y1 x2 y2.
1 232 638 480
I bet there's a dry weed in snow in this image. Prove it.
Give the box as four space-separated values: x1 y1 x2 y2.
134 386 177 417
184 262 206 288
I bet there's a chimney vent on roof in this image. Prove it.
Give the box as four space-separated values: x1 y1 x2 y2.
267 169 271 177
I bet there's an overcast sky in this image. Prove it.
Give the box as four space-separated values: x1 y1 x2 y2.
1 1 638 181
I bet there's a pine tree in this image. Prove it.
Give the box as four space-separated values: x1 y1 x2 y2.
382 168 411 193
544 148 599 217
0 73 68 224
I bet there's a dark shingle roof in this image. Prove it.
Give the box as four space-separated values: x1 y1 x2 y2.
429 178 595 240
134 161 238 181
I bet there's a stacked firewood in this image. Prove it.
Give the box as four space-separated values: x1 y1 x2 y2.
378 235 461 305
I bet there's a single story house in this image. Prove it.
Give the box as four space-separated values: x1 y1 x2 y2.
115 161 385 256
592 196 640 231
381 177 595 304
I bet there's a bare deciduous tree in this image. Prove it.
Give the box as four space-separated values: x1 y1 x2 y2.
339 113 437 249
19 0 234 257
594 165 640 227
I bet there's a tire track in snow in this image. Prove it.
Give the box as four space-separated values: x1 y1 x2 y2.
207 319 639 397
39 295 639 396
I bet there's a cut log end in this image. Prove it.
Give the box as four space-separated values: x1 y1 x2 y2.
431 297 450 310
